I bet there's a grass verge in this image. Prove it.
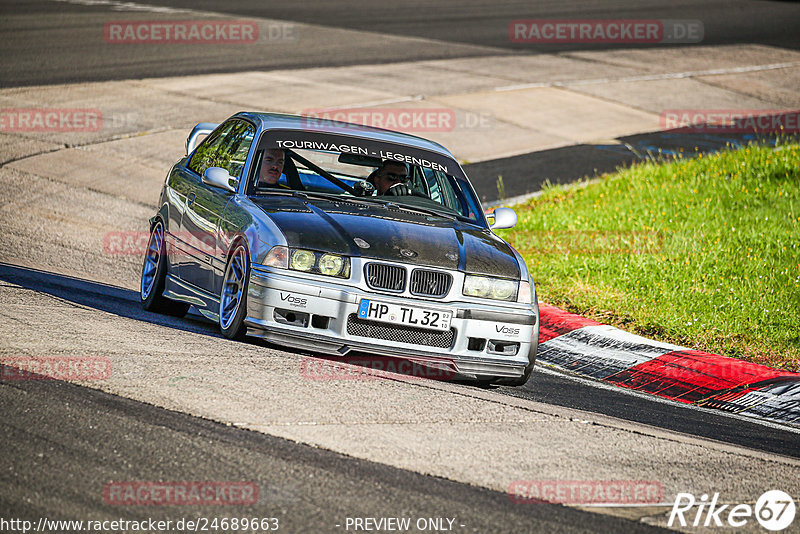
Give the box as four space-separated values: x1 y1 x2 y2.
497 142 800 371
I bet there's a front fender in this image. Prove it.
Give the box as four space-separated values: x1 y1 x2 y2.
214 196 287 295
151 202 170 230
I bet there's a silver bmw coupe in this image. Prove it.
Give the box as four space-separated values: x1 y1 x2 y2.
141 112 538 385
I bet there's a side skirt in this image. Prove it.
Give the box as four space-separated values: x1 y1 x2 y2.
164 274 220 322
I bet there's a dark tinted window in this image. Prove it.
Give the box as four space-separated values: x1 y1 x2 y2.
253 130 485 224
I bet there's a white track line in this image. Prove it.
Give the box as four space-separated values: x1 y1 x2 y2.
51 0 204 14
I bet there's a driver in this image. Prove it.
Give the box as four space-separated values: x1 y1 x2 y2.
367 160 411 195
257 148 288 188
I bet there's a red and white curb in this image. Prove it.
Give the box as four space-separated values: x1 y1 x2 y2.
537 304 800 427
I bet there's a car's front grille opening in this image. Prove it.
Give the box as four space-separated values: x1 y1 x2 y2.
364 263 406 292
467 337 486 351
410 269 452 298
274 308 309 328
311 315 330 329
487 339 519 355
346 314 454 349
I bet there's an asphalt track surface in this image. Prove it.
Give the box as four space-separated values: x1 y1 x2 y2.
142 0 800 52
4 263 799 459
3 0 797 204
1 262 799 530
2 364 653 534
2 0 800 86
0 262 674 533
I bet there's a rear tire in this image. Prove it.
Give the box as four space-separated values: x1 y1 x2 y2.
219 241 250 340
140 220 189 317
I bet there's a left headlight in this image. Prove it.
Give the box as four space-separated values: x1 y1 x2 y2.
462 275 518 302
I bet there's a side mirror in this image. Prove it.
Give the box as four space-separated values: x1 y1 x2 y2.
488 207 517 229
202 167 238 193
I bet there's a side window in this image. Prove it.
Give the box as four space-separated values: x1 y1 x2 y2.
188 120 255 179
226 122 255 178
423 168 442 203
188 122 233 176
422 169 479 218
433 170 459 211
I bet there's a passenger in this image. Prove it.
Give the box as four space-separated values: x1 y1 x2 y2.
367 160 411 195
257 149 288 188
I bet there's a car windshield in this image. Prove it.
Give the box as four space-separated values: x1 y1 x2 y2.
247 130 485 224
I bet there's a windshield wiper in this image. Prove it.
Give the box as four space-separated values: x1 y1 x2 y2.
297 193 456 220
367 199 458 220
291 190 392 207
252 189 457 220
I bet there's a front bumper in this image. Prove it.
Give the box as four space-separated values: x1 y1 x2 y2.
245 266 539 379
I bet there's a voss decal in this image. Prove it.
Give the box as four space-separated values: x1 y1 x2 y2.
280 293 307 307
496 325 520 336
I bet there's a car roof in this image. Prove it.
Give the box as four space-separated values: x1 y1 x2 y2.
234 111 456 159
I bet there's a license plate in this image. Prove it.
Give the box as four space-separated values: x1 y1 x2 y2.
357 299 452 332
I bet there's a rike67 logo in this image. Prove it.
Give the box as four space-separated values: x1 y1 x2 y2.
669 490 796 531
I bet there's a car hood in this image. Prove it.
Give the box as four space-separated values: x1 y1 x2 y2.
250 196 520 278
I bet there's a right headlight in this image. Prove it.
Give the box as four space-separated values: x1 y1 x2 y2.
462 275 518 302
318 253 345 276
262 246 350 278
290 249 315 271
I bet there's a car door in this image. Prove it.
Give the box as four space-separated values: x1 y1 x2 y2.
162 163 194 275
180 119 255 293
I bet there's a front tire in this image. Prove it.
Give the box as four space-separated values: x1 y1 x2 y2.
140 220 189 317
494 344 537 387
219 242 250 340
493 366 533 387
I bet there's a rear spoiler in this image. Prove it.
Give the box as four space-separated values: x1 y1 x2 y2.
186 122 219 155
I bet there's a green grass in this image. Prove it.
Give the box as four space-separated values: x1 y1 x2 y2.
497 142 800 371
